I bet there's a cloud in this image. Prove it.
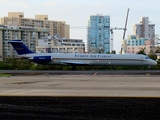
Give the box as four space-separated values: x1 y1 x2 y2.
0 0 15 4
0 0 29 9
91 3 104 8
65 4 76 10
44 1 56 7
12 2 29 9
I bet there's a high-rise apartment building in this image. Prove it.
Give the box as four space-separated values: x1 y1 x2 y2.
0 25 49 58
0 12 70 39
87 14 110 53
132 17 155 41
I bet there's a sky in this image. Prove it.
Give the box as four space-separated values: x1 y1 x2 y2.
0 0 159 53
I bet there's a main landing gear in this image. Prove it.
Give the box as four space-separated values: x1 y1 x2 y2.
72 66 77 70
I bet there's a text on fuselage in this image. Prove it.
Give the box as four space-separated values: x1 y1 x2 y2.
75 55 111 58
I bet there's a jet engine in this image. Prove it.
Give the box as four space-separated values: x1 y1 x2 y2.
29 56 52 63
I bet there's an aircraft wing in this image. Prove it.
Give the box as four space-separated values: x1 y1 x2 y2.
15 56 31 59
60 61 90 65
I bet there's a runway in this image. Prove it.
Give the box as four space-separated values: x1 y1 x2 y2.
0 72 160 119
0 75 160 97
0 74 160 120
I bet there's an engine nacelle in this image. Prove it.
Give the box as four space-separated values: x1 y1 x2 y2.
30 56 52 63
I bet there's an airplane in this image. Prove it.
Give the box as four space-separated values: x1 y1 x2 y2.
8 40 157 69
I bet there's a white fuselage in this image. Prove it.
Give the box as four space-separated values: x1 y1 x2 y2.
18 53 157 66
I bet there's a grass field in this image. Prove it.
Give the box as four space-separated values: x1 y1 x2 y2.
0 73 12 77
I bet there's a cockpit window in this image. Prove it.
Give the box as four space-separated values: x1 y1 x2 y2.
145 56 150 59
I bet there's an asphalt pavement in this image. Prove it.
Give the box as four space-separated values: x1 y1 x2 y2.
0 71 160 119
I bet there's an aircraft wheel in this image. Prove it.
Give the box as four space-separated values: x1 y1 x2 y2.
148 66 151 70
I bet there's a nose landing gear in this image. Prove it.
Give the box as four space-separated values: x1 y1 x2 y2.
148 66 151 70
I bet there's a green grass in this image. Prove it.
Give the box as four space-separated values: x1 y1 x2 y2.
0 74 12 77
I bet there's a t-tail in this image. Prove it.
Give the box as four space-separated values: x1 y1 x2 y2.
8 40 35 55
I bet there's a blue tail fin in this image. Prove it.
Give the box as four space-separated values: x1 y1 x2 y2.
8 40 35 55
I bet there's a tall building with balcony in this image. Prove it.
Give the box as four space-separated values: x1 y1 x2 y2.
87 14 110 53
132 17 155 41
0 12 70 39
0 25 49 58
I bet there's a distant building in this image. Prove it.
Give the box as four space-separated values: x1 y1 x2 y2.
0 24 49 58
0 12 70 39
125 35 151 54
36 36 85 53
132 17 155 41
123 17 155 54
87 14 110 53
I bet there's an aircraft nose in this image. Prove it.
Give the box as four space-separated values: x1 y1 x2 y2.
152 60 157 66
